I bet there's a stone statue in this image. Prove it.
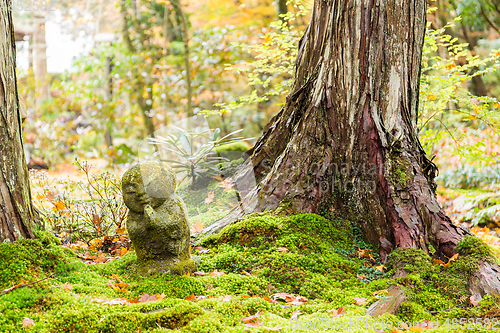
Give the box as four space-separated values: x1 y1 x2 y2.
122 161 196 275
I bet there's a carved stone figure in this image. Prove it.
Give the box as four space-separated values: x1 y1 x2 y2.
122 161 196 275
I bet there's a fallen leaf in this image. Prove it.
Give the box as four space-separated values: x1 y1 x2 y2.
96 253 108 264
241 270 252 277
470 295 479 307
204 192 215 204
139 294 158 303
240 312 262 323
262 295 278 304
374 265 385 272
118 247 128 256
193 271 208 276
115 227 126 234
244 320 262 328
357 274 367 279
277 247 289 253
194 247 210 254
103 298 128 305
210 269 225 277
21 317 35 328
272 292 295 303
156 293 166 301
290 310 302 320
220 295 235 302
327 306 346 318
354 297 367 306
185 294 195 301
218 179 233 191
60 283 73 291
191 220 204 234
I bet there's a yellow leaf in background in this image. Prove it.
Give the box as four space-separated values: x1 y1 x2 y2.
263 35 272 44
427 93 436 101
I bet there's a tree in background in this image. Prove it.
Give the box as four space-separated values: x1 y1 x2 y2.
0 3 38 242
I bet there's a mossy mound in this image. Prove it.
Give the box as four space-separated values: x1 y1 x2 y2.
0 231 69 290
196 213 368 299
386 236 498 321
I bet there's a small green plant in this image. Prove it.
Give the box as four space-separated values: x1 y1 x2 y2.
149 126 252 186
31 159 127 241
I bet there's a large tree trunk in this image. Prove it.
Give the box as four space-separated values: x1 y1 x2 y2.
206 0 467 261
0 4 38 242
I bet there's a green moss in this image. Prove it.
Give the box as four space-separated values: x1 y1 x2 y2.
387 246 497 314
397 302 432 322
457 235 494 260
0 238 68 290
389 158 411 188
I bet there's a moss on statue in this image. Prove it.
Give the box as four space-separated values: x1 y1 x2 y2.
122 161 196 275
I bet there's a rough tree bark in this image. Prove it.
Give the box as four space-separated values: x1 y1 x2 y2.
207 0 468 262
0 4 38 242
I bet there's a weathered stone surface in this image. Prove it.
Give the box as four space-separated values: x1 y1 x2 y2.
122 161 195 275
366 285 406 317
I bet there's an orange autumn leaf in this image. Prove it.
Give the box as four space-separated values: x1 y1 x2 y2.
191 220 205 234
210 269 225 277
354 297 367 306
185 294 195 301
61 283 73 291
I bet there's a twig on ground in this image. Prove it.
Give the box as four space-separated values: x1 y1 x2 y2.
0 273 55 297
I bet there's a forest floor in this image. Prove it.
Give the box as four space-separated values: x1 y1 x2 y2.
1 159 500 332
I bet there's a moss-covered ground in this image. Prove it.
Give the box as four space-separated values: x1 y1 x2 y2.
2 214 500 332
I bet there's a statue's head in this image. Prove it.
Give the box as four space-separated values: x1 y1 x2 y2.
122 161 176 213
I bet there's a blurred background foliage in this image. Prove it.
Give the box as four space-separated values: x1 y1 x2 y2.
11 0 500 236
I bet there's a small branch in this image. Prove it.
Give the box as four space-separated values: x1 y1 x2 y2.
0 273 55 297
479 5 500 35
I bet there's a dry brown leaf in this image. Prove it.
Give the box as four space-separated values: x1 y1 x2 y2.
194 246 210 254
218 179 233 191
210 269 225 277
139 294 157 303
21 317 35 329
470 295 479 307
193 271 208 276
240 311 262 323
290 310 302 320
241 270 252 277
277 247 289 253
272 292 295 303
243 320 262 328
204 192 215 205
262 296 278 304
156 293 167 301
103 298 128 305
96 253 108 264
327 306 346 318
354 297 367 306
374 265 385 272
191 220 205 234
60 283 73 291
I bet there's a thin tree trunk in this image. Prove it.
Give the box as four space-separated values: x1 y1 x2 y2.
0 4 37 242
207 0 465 261
170 0 193 118
278 0 288 18
33 14 48 108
